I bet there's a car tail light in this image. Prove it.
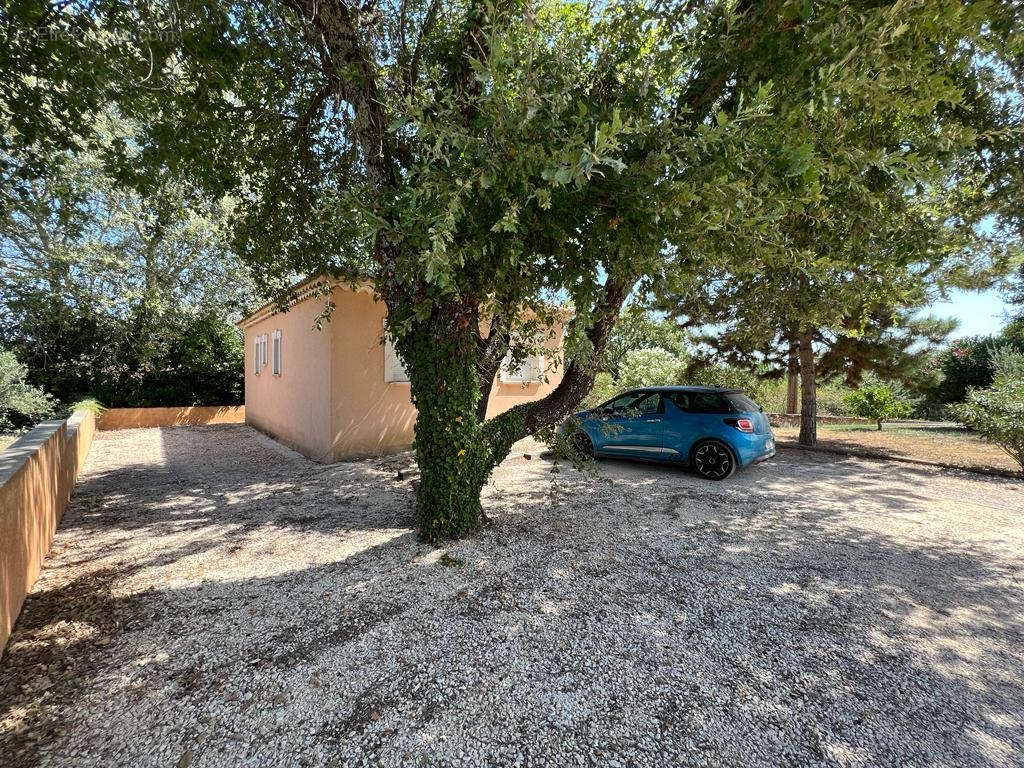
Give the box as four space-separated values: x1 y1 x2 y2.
724 417 754 433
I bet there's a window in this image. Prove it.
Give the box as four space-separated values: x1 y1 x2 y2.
668 391 729 414
383 323 410 383
253 333 268 375
601 391 662 416
500 350 544 383
632 393 663 415
272 330 282 376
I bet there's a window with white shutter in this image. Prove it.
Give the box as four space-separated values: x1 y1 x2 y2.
500 350 544 382
253 336 261 374
272 330 282 375
383 323 410 382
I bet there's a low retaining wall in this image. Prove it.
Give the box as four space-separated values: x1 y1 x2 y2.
0 409 95 653
98 406 245 430
769 413 871 427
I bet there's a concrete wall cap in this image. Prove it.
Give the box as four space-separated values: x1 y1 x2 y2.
0 418 67 487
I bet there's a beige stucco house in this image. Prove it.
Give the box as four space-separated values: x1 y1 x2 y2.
237 279 565 462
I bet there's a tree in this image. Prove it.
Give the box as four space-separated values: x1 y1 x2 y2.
654 67 1015 445
0 348 53 430
0 117 253 406
1005 262 1024 321
5 0 1021 538
842 376 914 430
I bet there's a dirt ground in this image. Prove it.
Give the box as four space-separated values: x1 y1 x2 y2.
1 425 1023 768
774 421 1020 474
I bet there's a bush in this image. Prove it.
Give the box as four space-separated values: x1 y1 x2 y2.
618 347 683 390
953 376 1024 471
0 348 54 430
842 377 915 429
582 372 621 409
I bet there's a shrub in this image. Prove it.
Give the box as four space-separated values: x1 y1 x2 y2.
0 348 54 430
842 378 915 429
953 377 1024 471
582 372 621 409
618 347 683 390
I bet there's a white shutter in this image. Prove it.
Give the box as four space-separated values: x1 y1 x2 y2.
272 330 282 375
254 337 261 374
500 351 544 382
383 322 410 382
261 334 268 366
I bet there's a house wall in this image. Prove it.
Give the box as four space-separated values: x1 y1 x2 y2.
242 297 333 461
326 287 565 460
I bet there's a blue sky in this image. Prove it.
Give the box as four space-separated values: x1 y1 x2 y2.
926 288 1012 338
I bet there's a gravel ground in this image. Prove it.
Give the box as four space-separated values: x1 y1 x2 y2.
2 425 1023 768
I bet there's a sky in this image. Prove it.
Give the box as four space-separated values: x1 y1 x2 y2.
925 288 1013 338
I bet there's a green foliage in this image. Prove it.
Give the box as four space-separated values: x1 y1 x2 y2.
0 348 53 430
603 306 688 378
68 398 104 417
842 377 914 429
815 384 856 417
990 348 1024 382
583 372 621 409
617 348 683 390
1 119 253 407
923 330 1024 406
953 378 1024 472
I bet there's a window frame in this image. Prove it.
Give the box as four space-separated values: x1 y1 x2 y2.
271 330 282 376
499 350 545 383
383 321 410 383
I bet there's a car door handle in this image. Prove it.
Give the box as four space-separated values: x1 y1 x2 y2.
646 419 661 423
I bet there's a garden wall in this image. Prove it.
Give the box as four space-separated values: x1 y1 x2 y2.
769 413 871 427
98 406 245 430
0 409 95 653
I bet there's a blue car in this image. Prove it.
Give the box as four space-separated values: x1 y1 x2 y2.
559 386 775 480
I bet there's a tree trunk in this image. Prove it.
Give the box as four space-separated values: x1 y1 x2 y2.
877 419 882 431
397 313 501 542
786 337 799 414
388 278 631 541
798 328 816 446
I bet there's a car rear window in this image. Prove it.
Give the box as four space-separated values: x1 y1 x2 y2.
724 393 760 412
668 391 731 414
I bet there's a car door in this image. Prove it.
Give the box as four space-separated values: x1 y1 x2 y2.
598 391 665 458
663 391 726 460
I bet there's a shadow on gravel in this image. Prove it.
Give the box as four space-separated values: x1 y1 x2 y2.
1 430 1021 767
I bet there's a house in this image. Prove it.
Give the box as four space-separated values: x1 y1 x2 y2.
237 279 565 461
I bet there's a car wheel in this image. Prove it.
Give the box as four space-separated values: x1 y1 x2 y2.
570 430 594 458
691 440 736 480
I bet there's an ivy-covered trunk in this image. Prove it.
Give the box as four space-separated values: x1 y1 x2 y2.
394 310 522 542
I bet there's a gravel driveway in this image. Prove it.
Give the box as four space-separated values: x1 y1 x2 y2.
2 425 1023 768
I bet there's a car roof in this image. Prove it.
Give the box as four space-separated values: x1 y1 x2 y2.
643 387 741 393
641 386 744 394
